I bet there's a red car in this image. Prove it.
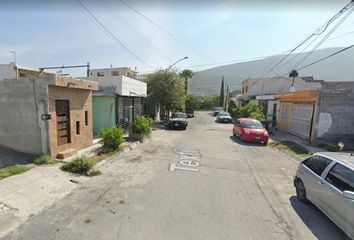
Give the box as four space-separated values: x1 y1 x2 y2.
233 118 269 145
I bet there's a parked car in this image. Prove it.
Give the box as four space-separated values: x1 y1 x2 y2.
168 112 188 130
185 109 194 118
294 152 354 239
213 107 223 116
216 111 232 123
233 118 268 145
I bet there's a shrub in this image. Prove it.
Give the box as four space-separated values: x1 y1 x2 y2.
231 102 266 121
33 154 56 165
99 126 125 153
61 155 93 175
87 169 102 177
129 116 153 136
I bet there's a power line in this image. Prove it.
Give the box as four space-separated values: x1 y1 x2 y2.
98 0 172 63
292 6 354 70
297 44 354 71
118 0 217 64
118 0 174 37
75 0 156 70
259 1 354 78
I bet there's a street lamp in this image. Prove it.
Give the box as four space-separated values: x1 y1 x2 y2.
166 56 188 71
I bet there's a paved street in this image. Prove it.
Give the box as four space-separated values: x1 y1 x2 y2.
2 112 347 240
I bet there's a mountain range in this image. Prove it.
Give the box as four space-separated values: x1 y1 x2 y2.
188 47 354 96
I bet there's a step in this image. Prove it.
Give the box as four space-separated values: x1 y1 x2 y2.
56 148 77 159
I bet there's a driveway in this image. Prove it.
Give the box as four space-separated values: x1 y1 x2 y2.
2 111 347 240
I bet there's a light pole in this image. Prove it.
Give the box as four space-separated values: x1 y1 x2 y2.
166 56 188 71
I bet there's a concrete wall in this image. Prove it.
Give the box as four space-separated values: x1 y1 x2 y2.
92 96 116 135
244 77 322 99
0 77 53 154
315 82 354 143
0 63 16 80
115 76 147 97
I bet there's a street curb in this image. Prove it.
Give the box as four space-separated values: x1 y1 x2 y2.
94 141 142 170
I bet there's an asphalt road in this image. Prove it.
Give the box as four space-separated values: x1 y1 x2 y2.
3 112 347 240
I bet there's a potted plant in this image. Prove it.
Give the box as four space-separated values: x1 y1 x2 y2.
129 116 153 143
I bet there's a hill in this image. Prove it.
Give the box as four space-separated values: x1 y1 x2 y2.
188 47 354 96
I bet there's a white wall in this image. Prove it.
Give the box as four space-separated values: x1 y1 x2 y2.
0 63 16 80
115 76 147 97
248 77 322 97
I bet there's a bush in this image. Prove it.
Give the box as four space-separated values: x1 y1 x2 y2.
230 102 266 121
33 154 56 165
129 116 153 136
99 126 125 153
61 156 93 175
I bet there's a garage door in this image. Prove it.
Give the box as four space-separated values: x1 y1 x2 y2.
289 103 314 139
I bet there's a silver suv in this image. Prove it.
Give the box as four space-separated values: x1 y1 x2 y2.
294 152 354 239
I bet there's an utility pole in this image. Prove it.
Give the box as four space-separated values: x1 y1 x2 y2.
225 85 230 111
219 76 225 108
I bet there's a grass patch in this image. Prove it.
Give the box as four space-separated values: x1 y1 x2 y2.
33 154 56 165
269 141 311 158
61 155 93 175
87 169 102 177
0 164 31 180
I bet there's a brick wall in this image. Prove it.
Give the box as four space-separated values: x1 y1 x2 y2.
48 85 93 157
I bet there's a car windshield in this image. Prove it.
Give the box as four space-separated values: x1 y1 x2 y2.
241 120 263 129
218 112 230 116
172 113 186 118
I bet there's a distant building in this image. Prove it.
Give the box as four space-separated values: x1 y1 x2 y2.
85 67 147 134
239 76 323 127
0 62 54 80
276 81 354 144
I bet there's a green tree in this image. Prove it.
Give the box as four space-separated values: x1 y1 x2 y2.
235 102 266 121
200 95 219 110
185 95 202 110
179 69 194 93
146 70 186 119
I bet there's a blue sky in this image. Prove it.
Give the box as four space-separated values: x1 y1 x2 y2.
0 0 353 76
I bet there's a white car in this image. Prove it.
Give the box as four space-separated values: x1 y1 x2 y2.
294 152 354 239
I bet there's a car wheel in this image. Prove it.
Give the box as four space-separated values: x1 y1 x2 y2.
296 179 308 203
233 130 236 137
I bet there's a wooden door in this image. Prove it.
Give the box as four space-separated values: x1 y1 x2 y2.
55 100 71 146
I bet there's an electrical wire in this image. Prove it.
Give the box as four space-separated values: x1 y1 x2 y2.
118 0 217 64
75 0 156 70
292 7 354 70
297 44 354 71
259 1 354 78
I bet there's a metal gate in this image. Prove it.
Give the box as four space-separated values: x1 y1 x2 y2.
289 103 314 139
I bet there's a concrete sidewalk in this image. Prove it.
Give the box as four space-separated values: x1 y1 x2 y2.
0 140 141 239
269 130 326 153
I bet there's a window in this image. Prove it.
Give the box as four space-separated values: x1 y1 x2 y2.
76 121 80 135
97 72 104 77
325 163 354 192
245 86 248 93
242 87 244 94
302 156 332 176
19 73 25 77
85 111 88 126
111 71 119 76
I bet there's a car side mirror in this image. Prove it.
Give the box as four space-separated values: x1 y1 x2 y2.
343 190 354 200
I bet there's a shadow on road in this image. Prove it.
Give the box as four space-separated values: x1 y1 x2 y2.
289 196 348 240
229 136 266 147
